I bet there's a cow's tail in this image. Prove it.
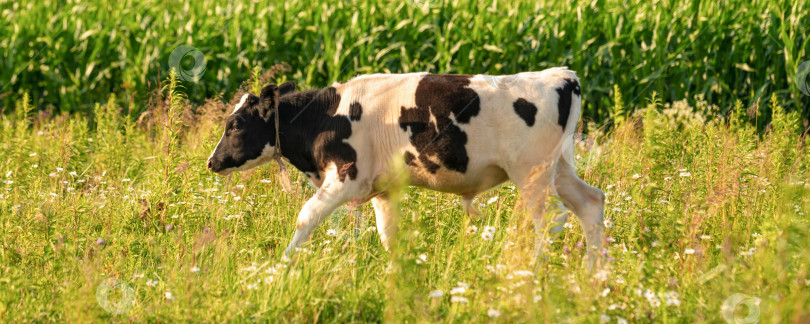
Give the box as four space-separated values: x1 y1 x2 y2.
550 68 582 168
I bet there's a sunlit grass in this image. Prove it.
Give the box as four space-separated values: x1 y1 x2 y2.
1 75 808 322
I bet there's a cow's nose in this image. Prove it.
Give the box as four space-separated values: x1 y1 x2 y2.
207 160 213 170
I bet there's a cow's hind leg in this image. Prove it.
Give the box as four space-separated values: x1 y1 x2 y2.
548 190 570 235
554 157 605 267
371 195 398 251
461 193 483 219
508 162 556 257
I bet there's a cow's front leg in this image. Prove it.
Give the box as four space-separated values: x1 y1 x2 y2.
371 195 398 251
284 177 361 256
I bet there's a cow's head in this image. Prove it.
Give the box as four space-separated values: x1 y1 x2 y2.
207 82 296 175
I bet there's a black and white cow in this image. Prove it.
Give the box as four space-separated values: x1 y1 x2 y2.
207 68 605 262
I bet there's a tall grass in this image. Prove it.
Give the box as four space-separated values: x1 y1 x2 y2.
1 0 808 121
0 74 807 321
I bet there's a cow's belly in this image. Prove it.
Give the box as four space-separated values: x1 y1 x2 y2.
407 163 508 195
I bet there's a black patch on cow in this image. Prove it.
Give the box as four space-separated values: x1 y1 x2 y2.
349 102 362 121
513 98 538 126
277 87 358 182
278 81 297 96
555 78 581 131
398 74 480 174
404 152 416 166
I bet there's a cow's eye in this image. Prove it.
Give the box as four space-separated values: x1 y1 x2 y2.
230 123 242 132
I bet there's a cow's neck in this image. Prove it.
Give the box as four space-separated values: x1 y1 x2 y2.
275 87 342 176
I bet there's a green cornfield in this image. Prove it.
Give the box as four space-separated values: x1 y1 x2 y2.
1 0 808 120
1 0 810 322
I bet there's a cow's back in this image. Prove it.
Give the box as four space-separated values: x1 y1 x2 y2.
331 68 580 194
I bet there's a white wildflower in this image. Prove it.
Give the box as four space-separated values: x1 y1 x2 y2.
666 296 681 307
326 229 337 237
428 290 444 298
487 309 501 318
164 292 174 299
466 225 478 234
450 296 469 303
416 253 427 264
594 269 609 282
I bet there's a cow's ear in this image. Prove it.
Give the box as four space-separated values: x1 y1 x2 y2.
259 84 279 121
278 81 296 96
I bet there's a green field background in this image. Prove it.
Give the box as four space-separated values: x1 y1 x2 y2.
1 0 808 121
2 0 810 322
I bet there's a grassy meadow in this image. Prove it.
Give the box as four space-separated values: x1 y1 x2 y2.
2 0 810 322
1 75 809 322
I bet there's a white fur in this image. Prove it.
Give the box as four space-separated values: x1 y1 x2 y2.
232 94 250 114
